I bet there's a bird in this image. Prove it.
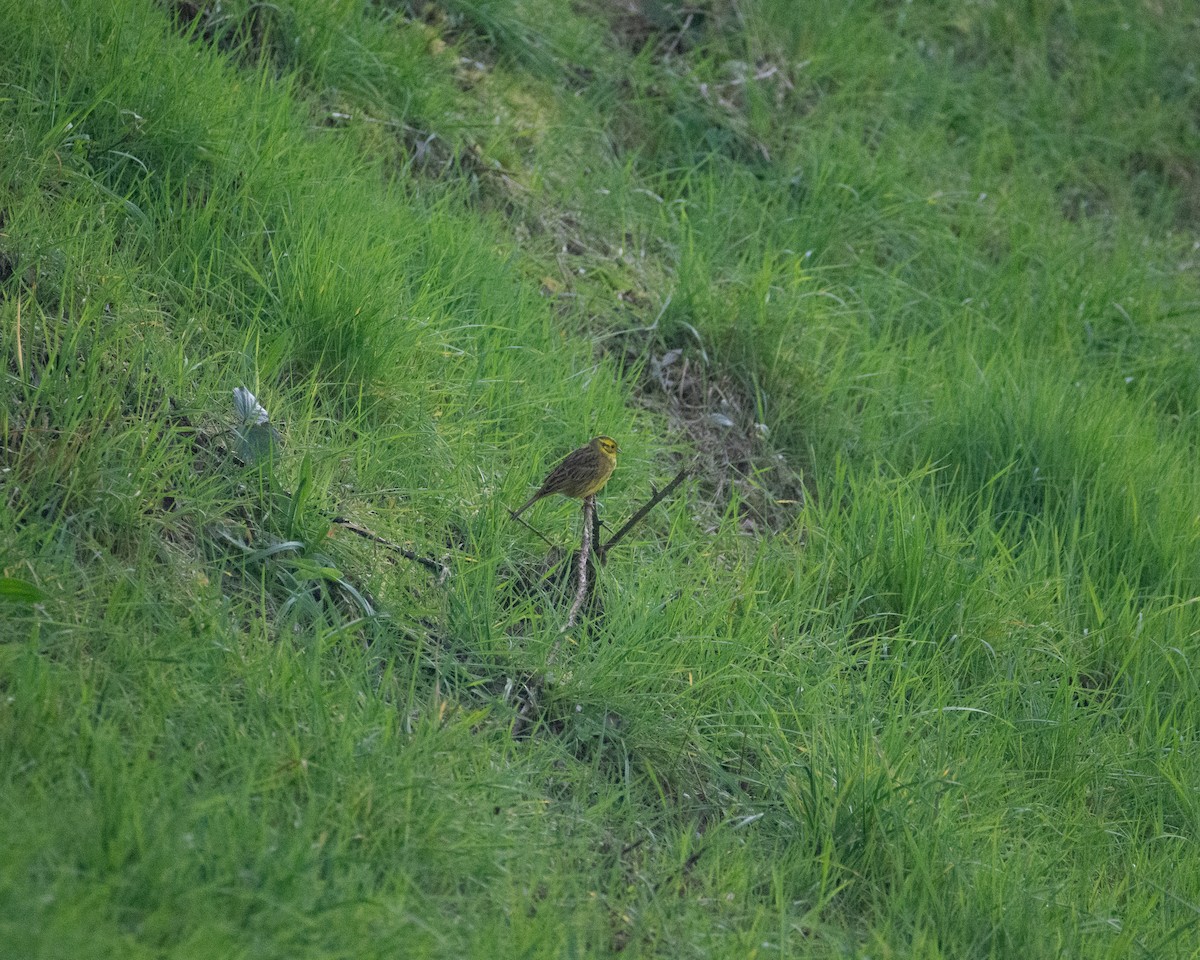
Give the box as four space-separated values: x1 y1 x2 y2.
511 436 620 518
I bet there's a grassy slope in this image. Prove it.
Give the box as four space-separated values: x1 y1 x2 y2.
2 0 1199 956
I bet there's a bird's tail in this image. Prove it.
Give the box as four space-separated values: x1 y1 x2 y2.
510 493 542 519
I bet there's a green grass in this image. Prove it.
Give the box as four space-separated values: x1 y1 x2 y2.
3 0 1200 956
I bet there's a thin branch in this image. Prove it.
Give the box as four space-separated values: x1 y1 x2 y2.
511 675 542 740
331 517 449 582
507 507 558 549
599 468 688 558
592 292 672 343
652 845 708 897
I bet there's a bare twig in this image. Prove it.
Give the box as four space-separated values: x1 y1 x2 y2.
653 845 708 897
331 517 449 583
511 675 542 740
507 507 558 549
599 468 688 559
590 494 603 549
593 292 672 343
564 495 595 630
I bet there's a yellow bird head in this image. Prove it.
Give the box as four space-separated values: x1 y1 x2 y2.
593 436 620 458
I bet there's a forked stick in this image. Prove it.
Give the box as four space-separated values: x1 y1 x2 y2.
564 495 595 629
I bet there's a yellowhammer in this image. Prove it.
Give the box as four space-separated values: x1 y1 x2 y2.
512 436 620 517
